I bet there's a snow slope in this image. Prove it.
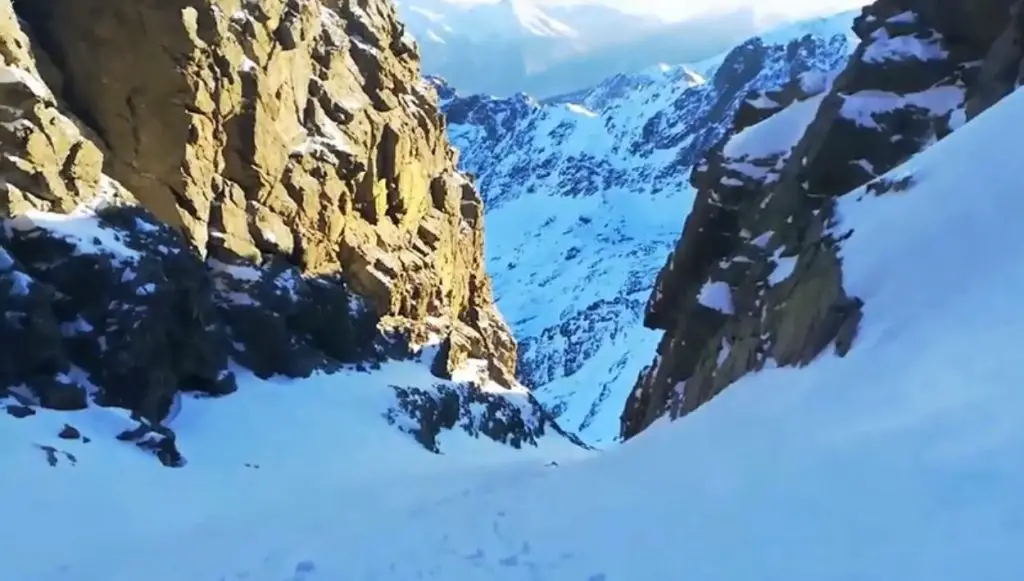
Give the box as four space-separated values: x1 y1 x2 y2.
0 181 578 463
438 12 858 443
6 86 1024 579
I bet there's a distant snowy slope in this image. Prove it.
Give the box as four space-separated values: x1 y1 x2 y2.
436 11 859 443
398 0 781 97
9 87 1024 580
399 0 580 43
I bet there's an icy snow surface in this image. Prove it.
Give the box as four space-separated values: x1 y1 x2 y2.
5 87 1024 579
724 90 828 158
441 12 858 443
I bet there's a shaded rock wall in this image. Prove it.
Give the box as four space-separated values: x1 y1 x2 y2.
622 0 1024 439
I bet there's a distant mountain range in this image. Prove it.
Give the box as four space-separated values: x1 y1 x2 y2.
434 11 861 442
396 0 794 98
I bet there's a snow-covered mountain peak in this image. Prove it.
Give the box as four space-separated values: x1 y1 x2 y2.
637 62 698 81
548 62 709 113
679 65 707 85
399 0 578 43
398 0 772 98
495 0 579 38
757 8 862 47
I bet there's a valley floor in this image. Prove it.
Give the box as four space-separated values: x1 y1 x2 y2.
5 86 1024 581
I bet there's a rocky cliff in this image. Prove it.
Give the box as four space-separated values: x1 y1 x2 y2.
0 0 569 464
434 13 859 443
622 0 1024 438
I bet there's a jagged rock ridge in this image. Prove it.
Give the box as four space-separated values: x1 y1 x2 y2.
621 0 1024 439
435 13 859 443
0 0 572 464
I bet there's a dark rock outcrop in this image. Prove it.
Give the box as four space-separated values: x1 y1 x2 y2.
385 382 588 453
622 0 1024 439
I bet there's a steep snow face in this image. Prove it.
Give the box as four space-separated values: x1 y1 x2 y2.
7 87 1024 580
438 13 859 444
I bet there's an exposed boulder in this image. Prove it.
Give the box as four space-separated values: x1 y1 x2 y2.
385 381 588 453
622 0 1023 439
3 204 237 421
